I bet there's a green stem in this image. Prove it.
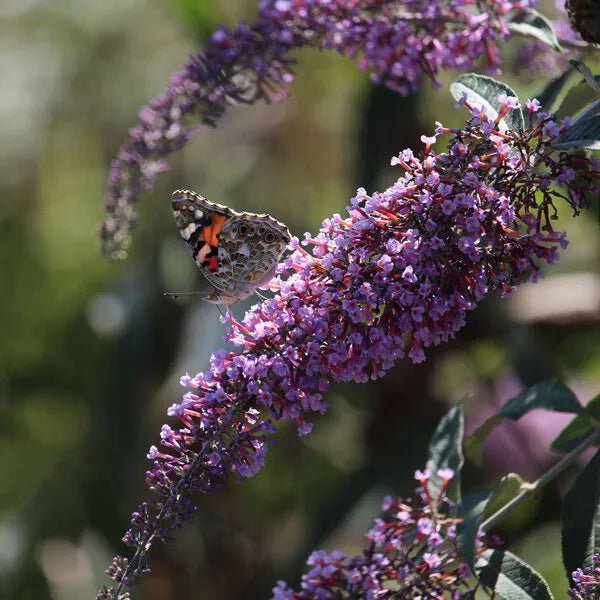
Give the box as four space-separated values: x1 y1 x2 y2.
480 428 600 532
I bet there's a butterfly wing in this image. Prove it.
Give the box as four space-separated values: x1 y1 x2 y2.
171 189 236 291
172 189 290 303
217 215 290 293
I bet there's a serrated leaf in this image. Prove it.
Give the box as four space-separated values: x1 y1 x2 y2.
562 447 600 575
457 491 490 570
450 74 524 132
553 115 600 150
508 8 562 53
536 68 578 115
484 473 525 520
501 380 584 419
426 405 464 503
569 59 600 96
476 549 554 599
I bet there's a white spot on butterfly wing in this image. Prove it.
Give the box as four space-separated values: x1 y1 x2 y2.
198 244 212 263
182 223 197 240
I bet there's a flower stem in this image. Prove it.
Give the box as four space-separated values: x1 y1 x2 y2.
480 428 600 532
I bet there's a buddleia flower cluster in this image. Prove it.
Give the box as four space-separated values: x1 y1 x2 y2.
98 94 600 597
569 554 600 599
102 0 533 258
273 468 493 599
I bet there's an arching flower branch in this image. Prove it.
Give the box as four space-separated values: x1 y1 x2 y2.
97 92 600 598
101 0 534 258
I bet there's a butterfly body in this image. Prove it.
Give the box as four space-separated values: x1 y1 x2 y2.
171 189 290 305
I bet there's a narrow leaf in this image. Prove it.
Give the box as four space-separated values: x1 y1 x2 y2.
585 394 600 420
457 491 490 570
466 415 503 467
552 416 593 453
569 59 600 96
483 473 525 520
476 549 554 600
450 74 524 132
562 447 600 575
501 380 584 418
553 115 600 150
426 405 464 503
536 68 578 115
508 8 562 53
552 115 600 150
467 380 583 464
553 396 600 452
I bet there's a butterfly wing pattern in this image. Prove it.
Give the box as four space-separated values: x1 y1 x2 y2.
171 189 290 305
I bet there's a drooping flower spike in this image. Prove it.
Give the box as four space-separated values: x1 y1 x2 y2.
97 96 600 598
101 0 534 258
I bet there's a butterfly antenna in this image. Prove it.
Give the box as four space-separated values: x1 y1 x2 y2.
163 291 207 299
255 290 269 302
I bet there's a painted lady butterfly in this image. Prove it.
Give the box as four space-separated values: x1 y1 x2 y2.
171 189 290 305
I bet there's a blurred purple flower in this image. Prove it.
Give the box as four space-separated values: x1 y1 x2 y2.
98 99 599 597
102 0 534 258
272 470 489 599
513 0 591 79
569 554 600 599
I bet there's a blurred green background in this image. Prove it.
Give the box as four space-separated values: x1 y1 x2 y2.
1 1 599 598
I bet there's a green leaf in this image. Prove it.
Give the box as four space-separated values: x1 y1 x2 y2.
508 8 562 53
466 415 503 467
552 417 593 453
536 68 578 115
501 380 584 418
586 394 600 421
569 59 600 96
552 396 600 453
553 115 600 150
457 491 490 570
476 549 554 599
467 380 583 464
484 473 525 520
426 405 464 503
562 447 600 575
450 74 524 132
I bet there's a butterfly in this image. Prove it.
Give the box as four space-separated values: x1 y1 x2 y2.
170 189 291 305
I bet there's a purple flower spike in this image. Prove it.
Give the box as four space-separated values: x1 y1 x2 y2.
100 103 599 597
101 0 535 258
274 473 490 598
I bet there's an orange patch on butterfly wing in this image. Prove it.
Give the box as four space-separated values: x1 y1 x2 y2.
201 214 228 247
